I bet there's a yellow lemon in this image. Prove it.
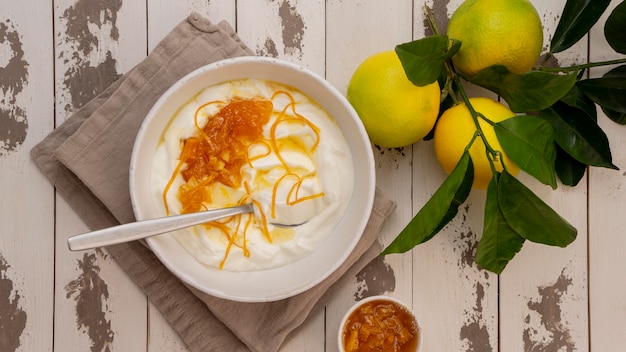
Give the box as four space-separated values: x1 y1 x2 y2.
346 51 440 148
447 0 543 77
433 97 520 189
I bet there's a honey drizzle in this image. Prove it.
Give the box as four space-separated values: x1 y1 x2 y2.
268 91 325 219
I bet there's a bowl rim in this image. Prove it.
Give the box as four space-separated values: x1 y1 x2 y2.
129 56 376 302
337 295 422 352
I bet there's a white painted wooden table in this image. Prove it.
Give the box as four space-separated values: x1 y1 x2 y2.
1 0 625 351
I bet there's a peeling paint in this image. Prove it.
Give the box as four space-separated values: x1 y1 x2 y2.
0 253 27 352
278 0 305 57
523 269 575 352
65 250 114 352
542 11 561 49
460 282 492 352
453 204 494 351
257 37 279 58
354 255 396 300
0 19 29 156
452 204 478 271
424 0 452 35
375 145 406 158
459 229 478 269
374 145 406 170
58 0 122 112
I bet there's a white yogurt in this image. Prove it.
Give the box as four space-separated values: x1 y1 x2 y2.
151 78 354 271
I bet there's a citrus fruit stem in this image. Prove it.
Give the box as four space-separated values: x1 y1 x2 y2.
424 5 441 35
430 23 513 179
442 75 457 105
453 74 512 175
423 4 458 107
539 57 626 73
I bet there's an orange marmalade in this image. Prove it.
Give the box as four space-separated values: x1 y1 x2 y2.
153 78 354 272
342 299 419 352
164 99 273 215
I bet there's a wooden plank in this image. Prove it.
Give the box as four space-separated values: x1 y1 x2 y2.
0 1 54 351
147 0 236 51
325 1 414 351
52 1 149 351
236 1 328 350
499 1 590 350
7 0 626 351
237 0 325 77
407 2 499 350
499 186 588 352
588 1 626 350
146 311 189 352
145 2 238 350
412 148 500 351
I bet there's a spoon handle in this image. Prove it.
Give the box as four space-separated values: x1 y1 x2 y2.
67 203 254 251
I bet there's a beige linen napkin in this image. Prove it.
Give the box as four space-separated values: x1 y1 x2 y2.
31 13 396 352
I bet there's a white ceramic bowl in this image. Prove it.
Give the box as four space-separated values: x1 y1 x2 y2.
129 56 375 302
338 295 422 352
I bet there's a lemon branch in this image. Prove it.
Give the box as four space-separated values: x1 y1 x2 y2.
423 4 440 36
422 5 458 105
385 0 589 274
539 57 626 73
424 4 509 175
442 72 458 105
451 73 510 174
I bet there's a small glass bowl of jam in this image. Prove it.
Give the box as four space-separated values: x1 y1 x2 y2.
338 295 422 352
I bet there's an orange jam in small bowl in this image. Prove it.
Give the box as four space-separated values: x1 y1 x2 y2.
338 295 421 352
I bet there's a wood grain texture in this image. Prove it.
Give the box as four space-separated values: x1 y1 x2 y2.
499 1 590 351
52 1 149 351
409 2 499 350
589 1 626 351
144 3 237 349
238 0 325 76
0 1 54 351
1 0 624 351
147 0 236 51
324 1 415 352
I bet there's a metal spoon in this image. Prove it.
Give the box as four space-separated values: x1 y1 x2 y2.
67 203 254 251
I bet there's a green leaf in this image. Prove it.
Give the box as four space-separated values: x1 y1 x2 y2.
551 0 612 53
601 106 626 125
495 115 557 189
497 171 577 247
579 65 626 125
596 65 626 124
605 1 626 54
555 144 587 186
552 86 595 185
475 173 526 274
602 64 626 79
470 66 577 112
560 84 598 122
539 102 618 169
396 35 461 87
577 77 626 115
382 151 473 254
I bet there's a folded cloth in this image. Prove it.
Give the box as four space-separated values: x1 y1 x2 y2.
31 13 396 352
